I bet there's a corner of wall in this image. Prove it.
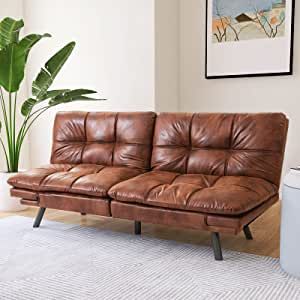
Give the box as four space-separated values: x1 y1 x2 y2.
154 0 180 113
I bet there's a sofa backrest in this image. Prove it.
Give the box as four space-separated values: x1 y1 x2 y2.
151 113 288 186
51 111 156 170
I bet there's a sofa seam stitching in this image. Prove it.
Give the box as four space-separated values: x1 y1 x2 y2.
80 112 89 164
149 113 158 171
69 166 106 194
224 114 235 176
185 114 195 174
150 145 279 153
38 165 75 191
111 113 119 166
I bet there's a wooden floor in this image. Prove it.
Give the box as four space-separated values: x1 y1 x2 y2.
0 202 281 258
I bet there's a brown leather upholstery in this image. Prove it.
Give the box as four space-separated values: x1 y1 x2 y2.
20 199 39 207
108 171 277 215
111 195 278 234
51 112 156 170
11 188 38 201
8 164 143 198
39 193 111 216
111 201 209 231
8 112 288 238
8 164 74 191
206 195 278 232
151 113 288 186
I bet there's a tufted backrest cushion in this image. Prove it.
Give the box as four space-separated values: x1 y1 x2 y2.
51 111 156 170
151 113 288 186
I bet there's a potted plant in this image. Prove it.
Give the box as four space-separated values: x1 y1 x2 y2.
0 17 103 211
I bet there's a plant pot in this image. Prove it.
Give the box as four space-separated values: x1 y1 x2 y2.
0 172 27 212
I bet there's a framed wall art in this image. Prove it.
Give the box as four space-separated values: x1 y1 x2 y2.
205 0 295 79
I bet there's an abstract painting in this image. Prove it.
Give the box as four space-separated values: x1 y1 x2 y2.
212 0 286 43
206 0 295 78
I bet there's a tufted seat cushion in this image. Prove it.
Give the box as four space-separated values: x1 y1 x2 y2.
108 171 277 215
8 164 143 198
8 164 74 191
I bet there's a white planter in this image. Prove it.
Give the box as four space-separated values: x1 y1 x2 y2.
0 172 27 212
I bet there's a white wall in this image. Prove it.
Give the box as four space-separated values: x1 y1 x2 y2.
155 0 180 112
0 0 30 171
24 0 156 167
179 0 300 176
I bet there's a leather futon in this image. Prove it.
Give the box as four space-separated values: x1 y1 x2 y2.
8 112 289 260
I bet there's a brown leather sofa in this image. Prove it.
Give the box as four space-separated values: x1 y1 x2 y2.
8 112 289 260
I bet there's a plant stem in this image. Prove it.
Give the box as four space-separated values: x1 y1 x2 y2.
16 105 50 153
8 92 15 171
0 136 9 170
21 106 50 142
12 92 17 171
0 87 12 171
15 106 50 169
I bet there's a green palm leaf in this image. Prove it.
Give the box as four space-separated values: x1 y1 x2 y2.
21 89 70 116
53 89 97 99
49 95 102 107
19 33 51 61
32 42 75 99
0 17 24 49
21 89 101 116
0 43 26 92
20 98 37 116
0 32 49 92
49 89 102 106
39 89 70 100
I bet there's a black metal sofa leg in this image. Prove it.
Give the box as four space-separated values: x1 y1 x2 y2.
135 221 141 235
33 207 46 228
243 225 253 240
211 232 223 261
